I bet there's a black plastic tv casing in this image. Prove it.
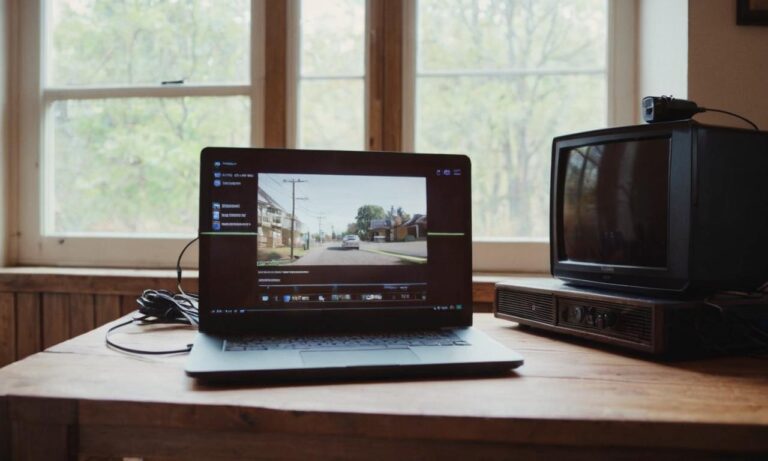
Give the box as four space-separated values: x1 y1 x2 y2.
550 120 768 296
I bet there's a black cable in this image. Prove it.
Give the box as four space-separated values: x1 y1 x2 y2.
698 107 760 131
698 294 768 356
105 317 193 355
176 236 199 296
105 236 199 355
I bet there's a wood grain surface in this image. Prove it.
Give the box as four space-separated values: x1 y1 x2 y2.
41 293 70 349
14 293 41 360
264 0 288 148
69 293 95 338
0 314 766 459
368 0 404 152
0 267 193 295
94 294 122 327
0 397 8 461
0 293 15 367
0 268 518 366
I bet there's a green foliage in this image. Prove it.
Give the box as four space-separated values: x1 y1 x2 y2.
298 79 364 150
49 0 250 234
416 0 607 238
355 205 386 236
48 0 608 240
51 0 250 85
53 97 249 233
297 0 366 150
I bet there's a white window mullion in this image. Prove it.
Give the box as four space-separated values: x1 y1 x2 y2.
251 0 266 148
18 0 45 265
286 0 300 149
42 85 252 102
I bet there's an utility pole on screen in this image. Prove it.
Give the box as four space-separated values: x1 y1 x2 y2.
317 216 325 243
283 178 307 260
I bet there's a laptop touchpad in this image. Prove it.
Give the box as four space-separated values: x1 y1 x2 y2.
300 348 420 367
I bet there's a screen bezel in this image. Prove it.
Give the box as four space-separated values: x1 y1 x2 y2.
198 147 473 334
550 122 694 294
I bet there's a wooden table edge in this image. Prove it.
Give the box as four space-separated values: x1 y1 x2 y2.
0 396 756 457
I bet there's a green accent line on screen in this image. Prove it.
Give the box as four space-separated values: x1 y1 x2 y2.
427 232 466 237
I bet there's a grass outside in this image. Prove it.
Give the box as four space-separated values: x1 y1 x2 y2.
361 248 427 264
257 245 307 265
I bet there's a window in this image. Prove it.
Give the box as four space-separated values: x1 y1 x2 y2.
414 0 607 239
14 0 635 270
405 0 636 271
18 0 259 266
296 0 366 150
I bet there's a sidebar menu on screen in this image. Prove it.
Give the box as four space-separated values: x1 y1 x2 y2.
206 159 260 310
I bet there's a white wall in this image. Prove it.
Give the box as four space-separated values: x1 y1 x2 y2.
688 0 768 129
638 0 689 108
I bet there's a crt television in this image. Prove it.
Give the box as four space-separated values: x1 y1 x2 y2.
551 120 768 296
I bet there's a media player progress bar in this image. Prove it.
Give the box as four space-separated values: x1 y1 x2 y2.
200 231 259 236
427 232 465 236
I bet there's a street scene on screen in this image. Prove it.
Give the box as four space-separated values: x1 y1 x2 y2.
256 173 428 266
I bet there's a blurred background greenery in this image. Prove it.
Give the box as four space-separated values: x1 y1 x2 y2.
47 0 606 239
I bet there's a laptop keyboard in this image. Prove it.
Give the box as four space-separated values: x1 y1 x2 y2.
223 330 470 351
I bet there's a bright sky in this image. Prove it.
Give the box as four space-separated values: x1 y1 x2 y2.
259 173 427 235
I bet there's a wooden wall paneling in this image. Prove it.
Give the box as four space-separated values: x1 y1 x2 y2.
0 293 16 367
0 397 8 461
264 0 288 148
15 293 41 360
0 268 190 295
120 295 137 316
10 397 78 461
69 294 95 338
472 280 496 305
42 293 70 349
94 295 122 327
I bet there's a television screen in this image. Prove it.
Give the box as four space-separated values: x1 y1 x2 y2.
560 138 670 268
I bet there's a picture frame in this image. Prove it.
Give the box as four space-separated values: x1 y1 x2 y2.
737 0 768 25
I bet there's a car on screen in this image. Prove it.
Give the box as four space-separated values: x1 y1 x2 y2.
341 234 360 249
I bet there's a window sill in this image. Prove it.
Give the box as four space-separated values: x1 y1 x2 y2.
0 267 548 307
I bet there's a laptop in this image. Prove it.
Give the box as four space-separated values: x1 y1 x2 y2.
185 147 524 382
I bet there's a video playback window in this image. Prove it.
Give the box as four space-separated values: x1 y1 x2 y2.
256 173 428 267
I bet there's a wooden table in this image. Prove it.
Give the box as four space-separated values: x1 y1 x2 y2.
1 314 767 460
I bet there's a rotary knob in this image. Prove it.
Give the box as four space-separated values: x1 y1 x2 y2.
572 305 585 323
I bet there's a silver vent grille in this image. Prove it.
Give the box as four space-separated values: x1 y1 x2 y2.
496 289 555 325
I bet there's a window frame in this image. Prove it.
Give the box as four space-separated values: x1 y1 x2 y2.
16 0 265 268
11 0 637 271
401 0 637 273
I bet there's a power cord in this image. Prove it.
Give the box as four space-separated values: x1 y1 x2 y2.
697 107 759 131
696 290 768 358
105 237 199 355
642 96 760 130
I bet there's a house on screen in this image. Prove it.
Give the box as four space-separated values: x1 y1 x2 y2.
257 188 304 248
395 214 427 241
368 215 427 242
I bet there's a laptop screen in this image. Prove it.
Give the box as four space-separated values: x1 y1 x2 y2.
198 148 472 331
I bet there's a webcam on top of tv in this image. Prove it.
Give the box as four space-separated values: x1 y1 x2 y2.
642 96 702 123
642 95 758 130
